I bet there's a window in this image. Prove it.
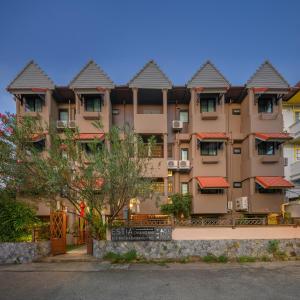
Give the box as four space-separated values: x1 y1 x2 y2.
25 97 42 112
181 148 189 160
284 157 288 166
258 97 273 113
200 189 224 194
295 147 300 161
200 142 218 156
257 142 275 155
295 111 300 123
181 183 188 195
200 97 216 112
232 108 241 115
152 179 164 194
85 96 102 112
33 140 45 152
59 110 68 121
179 111 189 122
168 143 173 158
233 147 241 154
255 183 282 194
81 142 103 156
233 182 242 188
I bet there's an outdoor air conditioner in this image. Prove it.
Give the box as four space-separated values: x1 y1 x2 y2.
167 160 178 169
235 197 248 211
178 160 191 169
227 201 233 211
172 120 183 130
57 120 68 128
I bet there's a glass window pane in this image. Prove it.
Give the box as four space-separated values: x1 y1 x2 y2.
179 111 188 122
35 98 42 112
181 149 188 160
181 183 188 194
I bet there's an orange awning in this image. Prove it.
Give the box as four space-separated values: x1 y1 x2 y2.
255 133 292 142
255 176 294 189
30 133 46 142
196 132 228 141
196 176 229 189
76 133 105 140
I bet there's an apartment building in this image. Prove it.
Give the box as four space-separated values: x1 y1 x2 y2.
283 84 300 200
7 59 294 219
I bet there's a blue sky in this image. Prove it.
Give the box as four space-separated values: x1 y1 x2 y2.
0 0 300 112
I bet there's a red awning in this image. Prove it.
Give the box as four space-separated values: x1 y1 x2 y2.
255 133 292 142
255 176 294 189
30 133 46 142
76 133 105 140
31 88 48 93
196 176 229 189
196 132 228 141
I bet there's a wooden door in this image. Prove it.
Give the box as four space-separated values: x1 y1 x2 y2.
50 211 66 255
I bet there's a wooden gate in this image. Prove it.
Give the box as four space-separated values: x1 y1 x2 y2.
50 211 66 255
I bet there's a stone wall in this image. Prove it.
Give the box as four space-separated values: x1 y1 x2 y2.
0 241 51 264
93 239 300 260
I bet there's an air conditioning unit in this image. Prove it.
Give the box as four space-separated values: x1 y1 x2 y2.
235 197 248 211
172 120 183 130
227 201 233 211
57 120 68 128
167 160 178 169
178 160 191 169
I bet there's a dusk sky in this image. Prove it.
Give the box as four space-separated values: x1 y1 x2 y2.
0 0 300 113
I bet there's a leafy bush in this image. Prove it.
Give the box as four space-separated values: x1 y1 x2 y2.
237 256 256 263
217 255 228 263
160 193 192 218
103 250 137 263
202 254 218 263
0 191 38 242
267 240 279 254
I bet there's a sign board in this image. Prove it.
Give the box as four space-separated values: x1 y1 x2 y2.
111 226 172 241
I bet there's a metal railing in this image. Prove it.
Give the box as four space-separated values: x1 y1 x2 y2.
56 120 76 129
174 217 267 227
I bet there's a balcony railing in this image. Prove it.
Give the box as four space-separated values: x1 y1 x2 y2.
139 143 164 158
56 120 76 129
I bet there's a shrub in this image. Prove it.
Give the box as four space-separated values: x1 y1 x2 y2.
202 254 218 263
217 255 228 263
267 240 280 254
237 256 256 263
160 193 192 218
103 250 137 263
0 191 38 242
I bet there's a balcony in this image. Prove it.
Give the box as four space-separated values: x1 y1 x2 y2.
202 155 220 164
259 112 278 120
201 112 218 120
260 154 280 164
56 120 76 129
290 161 300 181
289 121 300 141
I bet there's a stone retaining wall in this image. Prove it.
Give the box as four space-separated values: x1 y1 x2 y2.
0 241 51 264
93 239 300 260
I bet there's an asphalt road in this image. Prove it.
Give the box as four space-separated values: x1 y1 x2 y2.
0 262 299 300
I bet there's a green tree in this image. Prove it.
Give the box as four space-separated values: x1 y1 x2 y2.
160 193 192 218
0 113 156 238
0 190 38 242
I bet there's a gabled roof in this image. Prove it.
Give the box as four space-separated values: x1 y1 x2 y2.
246 61 289 89
7 60 55 90
187 60 230 88
69 60 115 89
128 60 172 89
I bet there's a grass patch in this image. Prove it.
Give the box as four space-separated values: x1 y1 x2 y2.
202 254 228 263
237 256 256 263
103 250 137 263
